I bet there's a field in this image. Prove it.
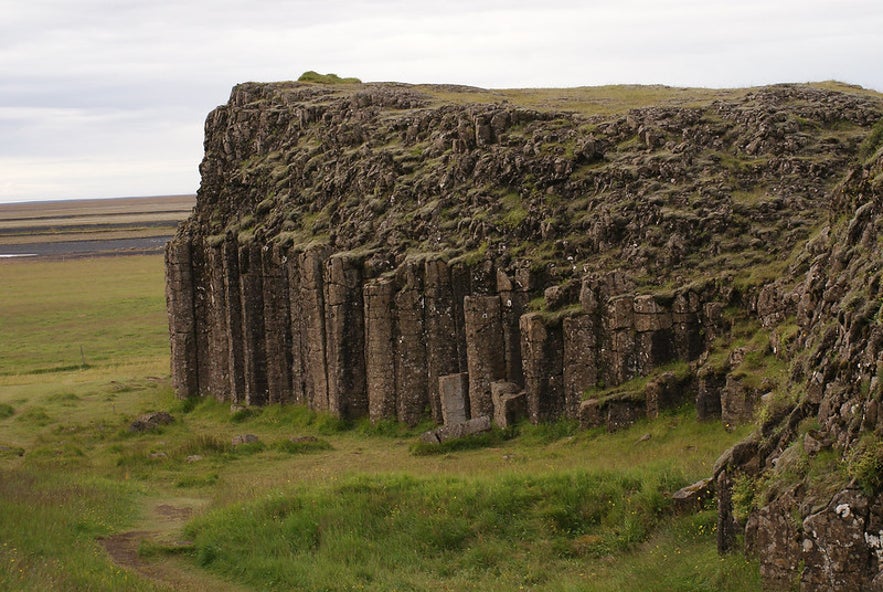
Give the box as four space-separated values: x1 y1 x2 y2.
0 195 194 258
0 199 762 591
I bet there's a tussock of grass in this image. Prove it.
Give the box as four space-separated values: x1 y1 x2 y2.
184 468 689 591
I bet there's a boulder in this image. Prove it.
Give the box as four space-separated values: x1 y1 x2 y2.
129 411 174 432
232 434 260 446
671 477 715 513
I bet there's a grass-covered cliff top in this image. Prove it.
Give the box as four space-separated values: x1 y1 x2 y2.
184 79 882 293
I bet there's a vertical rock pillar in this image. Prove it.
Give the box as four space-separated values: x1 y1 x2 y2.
222 239 246 404
395 261 428 426
238 242 269 406
633 295 674 374
563 314 598 419
520 312 565 423
324 253 368 418
284 249 306 406
165 236 199 398
262 244 293 404
424 258 460 423
203 241 231 400
464 295 506 418
298 247 330 412
364 277 397 421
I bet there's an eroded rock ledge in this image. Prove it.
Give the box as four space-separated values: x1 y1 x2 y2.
168 79 883 587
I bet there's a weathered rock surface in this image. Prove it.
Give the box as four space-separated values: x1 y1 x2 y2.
166 79 883 587
130 411 174 432
419 416 492 444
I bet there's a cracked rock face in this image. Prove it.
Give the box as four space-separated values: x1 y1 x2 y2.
168 79 883 586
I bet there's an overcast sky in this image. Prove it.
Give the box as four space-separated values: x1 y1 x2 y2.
1 0 881 203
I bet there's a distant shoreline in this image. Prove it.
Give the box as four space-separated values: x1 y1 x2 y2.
0 194 194 260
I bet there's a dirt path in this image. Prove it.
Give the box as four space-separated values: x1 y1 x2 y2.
100 498 251 592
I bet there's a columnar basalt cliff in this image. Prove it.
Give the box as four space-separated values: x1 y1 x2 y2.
168 79 883 588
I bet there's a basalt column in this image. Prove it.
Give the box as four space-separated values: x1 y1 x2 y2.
672 290 704 361
262 244 293 404
604 295 638 386
563 314 598 419
520 312 565 423
203 241 232 400
324 253 368 418
633 295 675 375
497 270 527 389
238 242 269 406
189 241 214 400
424 258 460 423
221 239 246 404
297 247 330 412
395 261 428 426
364 277 397 421
284 250 307 405
165 235 199 399
464 295 506 418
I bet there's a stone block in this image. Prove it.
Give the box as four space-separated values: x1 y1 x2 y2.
419 416 492 444
645 371 690 418
671 477 715 513
232 434 259 446
633 294 672 332
563 315 598 419
520 312 565 423
439 373 469 426
464 296 506 419
696 366 726 420
578 398 604 429
721 374 761 427
606 398 645 431
607 295 634 330
491 381 525 427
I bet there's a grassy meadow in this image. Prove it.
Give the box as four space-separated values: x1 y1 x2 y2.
0 253 762 591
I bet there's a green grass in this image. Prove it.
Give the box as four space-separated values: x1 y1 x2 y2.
0 469 160 592
0 256 168 375
0 253 761 591
297 71 362 85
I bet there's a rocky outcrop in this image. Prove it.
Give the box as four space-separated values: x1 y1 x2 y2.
167 79 883 587
715 147 883 590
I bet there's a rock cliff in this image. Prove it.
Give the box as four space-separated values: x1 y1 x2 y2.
167 79 883 588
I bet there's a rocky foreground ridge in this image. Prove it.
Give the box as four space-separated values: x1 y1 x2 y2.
167 79 883 589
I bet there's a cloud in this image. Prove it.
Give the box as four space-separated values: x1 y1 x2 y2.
0 0 881 201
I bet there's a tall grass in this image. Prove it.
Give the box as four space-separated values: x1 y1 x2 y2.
0 469 159 592
183 470 666 591
183 468 757 592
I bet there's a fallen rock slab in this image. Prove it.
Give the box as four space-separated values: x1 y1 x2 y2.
420 416 492 444
671 477 715 513
129 411 174 432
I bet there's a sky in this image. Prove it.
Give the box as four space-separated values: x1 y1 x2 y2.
1 0 881 204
